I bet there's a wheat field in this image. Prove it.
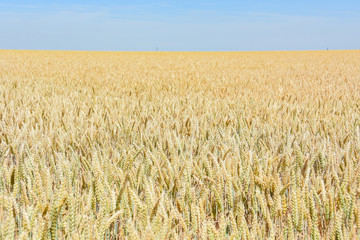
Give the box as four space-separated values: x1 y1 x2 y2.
1 50 360 239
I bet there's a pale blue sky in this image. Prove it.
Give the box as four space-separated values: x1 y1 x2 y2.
1 1 359 51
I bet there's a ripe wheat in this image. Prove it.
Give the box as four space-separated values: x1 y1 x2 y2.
0 50 360 239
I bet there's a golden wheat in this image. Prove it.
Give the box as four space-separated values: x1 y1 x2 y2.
0 50 360 239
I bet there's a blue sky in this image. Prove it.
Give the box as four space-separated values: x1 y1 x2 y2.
1 0 359 51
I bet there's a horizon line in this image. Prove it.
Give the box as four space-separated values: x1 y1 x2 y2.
1 48 359 53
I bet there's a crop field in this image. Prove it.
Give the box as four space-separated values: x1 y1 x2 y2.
1 50 360 239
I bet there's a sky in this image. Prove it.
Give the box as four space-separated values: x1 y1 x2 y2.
0 0 359 51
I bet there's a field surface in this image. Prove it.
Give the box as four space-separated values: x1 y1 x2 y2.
1 50 360 239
